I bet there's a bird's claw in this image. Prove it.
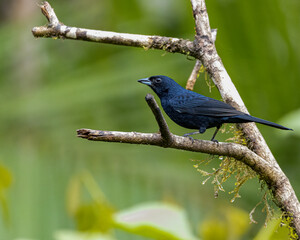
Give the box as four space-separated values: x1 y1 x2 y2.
183 134 195 143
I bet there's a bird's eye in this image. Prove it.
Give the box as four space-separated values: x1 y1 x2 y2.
154 78 162 83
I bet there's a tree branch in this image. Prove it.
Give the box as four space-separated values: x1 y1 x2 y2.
39 1 59 25
33 1 300 236
32 2 195 57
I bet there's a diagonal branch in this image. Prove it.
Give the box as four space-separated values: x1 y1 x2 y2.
190 0 275 162
186 59 202 90
145 94 173 144
185 29 216 90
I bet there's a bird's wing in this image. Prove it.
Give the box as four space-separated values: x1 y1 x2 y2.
172 95 245 117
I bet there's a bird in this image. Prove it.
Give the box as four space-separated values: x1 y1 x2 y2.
138 75 292 142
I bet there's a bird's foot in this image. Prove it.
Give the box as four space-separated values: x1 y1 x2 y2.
211 139 219 144
187 136 195 143
183 134 195 143
183 131 199 138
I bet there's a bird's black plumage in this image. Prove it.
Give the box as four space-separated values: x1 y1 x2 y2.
138 75 292 142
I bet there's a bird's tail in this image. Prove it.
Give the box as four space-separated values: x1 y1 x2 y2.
236 115 293 131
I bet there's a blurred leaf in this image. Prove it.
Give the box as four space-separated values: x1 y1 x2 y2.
113 202 197 240
68 172 115 233
224 207 250 239
200 206 249 240
75 202 114 233
200 218 227 240
54 230 115 240
254 215 290 240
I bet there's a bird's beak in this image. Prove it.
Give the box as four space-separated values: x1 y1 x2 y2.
138 78 152 86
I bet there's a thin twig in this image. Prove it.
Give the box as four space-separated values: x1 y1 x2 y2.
145 94 173 145
186 60 202 90
39 1 59 25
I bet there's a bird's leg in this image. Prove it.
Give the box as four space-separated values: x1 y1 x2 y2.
183 131 199 137
211 125 221 143
183 127 206 142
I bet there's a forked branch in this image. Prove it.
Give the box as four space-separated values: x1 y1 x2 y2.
77 95 270 176
77 95 283 194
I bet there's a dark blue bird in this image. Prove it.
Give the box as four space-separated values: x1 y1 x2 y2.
138 75 292 142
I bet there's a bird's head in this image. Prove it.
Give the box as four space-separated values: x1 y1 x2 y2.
138 75 182 98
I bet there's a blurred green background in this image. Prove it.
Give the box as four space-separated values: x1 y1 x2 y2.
0 0 299 239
